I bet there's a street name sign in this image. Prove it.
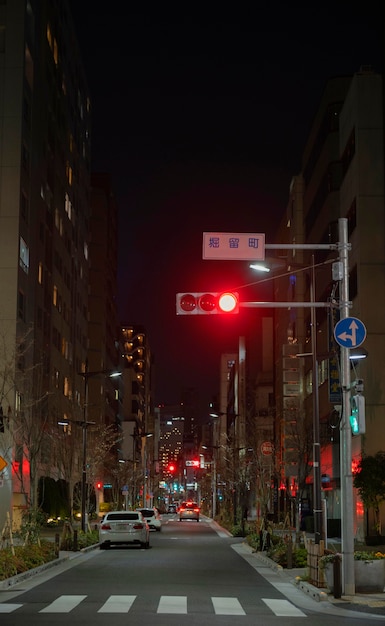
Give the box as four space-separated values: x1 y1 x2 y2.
203 232 265 260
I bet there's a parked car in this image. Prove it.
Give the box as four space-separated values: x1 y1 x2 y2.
179 501 200 522
137 507 162 531
99 511 150 549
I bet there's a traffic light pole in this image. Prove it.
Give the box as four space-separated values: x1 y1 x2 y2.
338 218 355 595
240 218 354 593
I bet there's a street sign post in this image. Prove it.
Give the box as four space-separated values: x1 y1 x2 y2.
202 232 265 260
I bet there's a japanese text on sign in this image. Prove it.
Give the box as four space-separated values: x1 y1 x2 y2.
202 232 265 260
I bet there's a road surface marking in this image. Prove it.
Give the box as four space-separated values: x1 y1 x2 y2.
212 597 246 615
98 595 137 612
263 598 306 616
39 594 87 613
157 595 187 613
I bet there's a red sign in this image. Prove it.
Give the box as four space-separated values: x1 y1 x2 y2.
261 441 273 456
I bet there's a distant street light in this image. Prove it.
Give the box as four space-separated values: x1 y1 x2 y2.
131 431 153 507
202 444 220 518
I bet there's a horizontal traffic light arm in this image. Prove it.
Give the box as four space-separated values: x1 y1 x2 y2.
176 293 335 315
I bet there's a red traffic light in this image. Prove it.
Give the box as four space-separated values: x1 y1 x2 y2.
167 463 176 473
96 481 103 490
176 292 239 315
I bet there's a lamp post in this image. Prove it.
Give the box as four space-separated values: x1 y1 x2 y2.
76 362 121 531
202 445 219 518
131 431 153 507
58 416 95 531
310 257 322 545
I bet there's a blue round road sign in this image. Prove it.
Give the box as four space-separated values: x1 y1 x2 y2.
334 317 366 348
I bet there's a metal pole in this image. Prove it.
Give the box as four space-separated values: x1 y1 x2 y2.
81 423 87 532
310 256 322 544
339 217 355 595
142 440 147 506
81 365 88 532
212 450 217 518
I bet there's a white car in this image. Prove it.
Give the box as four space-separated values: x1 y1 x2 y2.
137 507 162 531
99 511 150 549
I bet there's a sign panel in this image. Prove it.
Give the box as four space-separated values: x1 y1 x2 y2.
334 317 366 348
0 456 7 472
203 232 265 260
261 441 273 456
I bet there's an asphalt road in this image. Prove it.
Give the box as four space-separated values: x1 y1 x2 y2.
0 515 382 625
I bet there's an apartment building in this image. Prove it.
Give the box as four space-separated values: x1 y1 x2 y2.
273 68 385 538
0 1 121 530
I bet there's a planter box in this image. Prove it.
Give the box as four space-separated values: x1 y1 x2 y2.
324 559 385 593
355 559 385 592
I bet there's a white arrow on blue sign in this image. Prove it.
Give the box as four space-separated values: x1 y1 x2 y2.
334 317 366 348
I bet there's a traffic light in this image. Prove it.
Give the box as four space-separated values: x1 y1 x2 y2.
96 481 103 490
167 463 176 473
350 394 366 435
176 292 239 315
186 459 200 467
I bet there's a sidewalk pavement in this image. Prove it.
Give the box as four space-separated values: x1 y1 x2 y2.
253 547 385 618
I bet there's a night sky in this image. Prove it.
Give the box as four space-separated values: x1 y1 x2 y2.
69 3 383 413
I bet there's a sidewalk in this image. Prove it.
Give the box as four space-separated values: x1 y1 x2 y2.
253 547 385 618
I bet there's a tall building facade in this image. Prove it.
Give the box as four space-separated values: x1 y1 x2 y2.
273 68 385 538
0 1 121 529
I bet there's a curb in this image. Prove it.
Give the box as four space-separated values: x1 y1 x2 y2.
251 547 328 602
294 577 329 602
0 543 99 590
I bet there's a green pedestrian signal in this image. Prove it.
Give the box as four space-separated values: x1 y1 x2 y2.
350 394 365 435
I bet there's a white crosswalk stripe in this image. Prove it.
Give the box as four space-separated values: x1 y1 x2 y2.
263 598 307 617
0 603 23 613
98 595 137 613
1 594 308 616
212 596 245 615
157 595 187 613
39 594 87 613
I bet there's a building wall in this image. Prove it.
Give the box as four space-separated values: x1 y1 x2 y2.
273 68 385 536
0 1 92 529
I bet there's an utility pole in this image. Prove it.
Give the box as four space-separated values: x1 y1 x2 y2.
339 217 355 595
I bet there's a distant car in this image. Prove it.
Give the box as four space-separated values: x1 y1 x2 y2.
179 501 200 522
167 504 177 513
137 507 162 531
99 511 150 549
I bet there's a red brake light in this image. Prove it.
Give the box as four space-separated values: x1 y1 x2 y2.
101 523 111 530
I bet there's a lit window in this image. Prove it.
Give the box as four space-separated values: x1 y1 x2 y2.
19 237 29 273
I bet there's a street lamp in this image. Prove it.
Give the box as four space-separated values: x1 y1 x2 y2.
76 362 121 531
202 444 220 518
131 431 153 507
57 417 96 531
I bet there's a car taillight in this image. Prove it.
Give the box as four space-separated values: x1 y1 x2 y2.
133 523 143 529
194 508 199 512
101 523 111 530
